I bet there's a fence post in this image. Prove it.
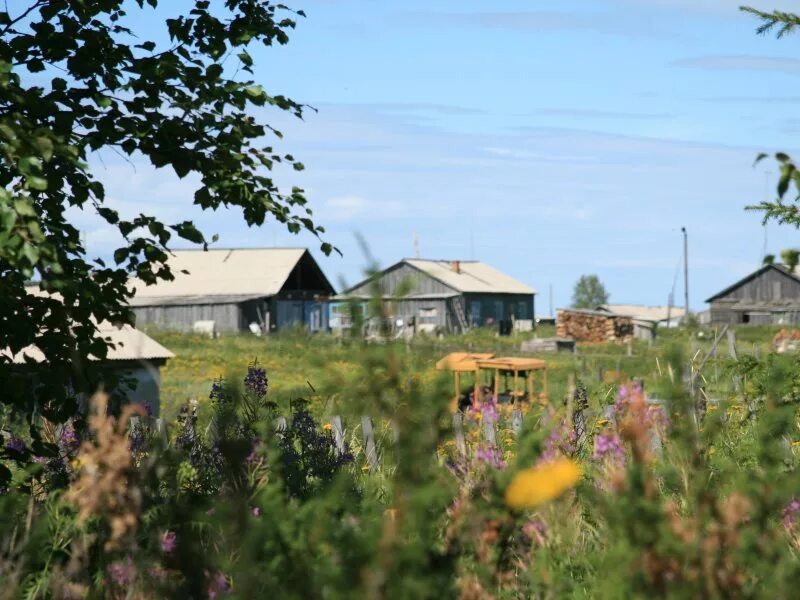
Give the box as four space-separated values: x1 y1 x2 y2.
332 416 347 457
510 409 523 436
727 329 737 360
452 413 467 459
361 416 379 472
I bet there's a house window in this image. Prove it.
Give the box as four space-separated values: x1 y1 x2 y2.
418 307 438 326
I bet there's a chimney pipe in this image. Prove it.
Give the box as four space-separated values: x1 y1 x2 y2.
451 260 461 274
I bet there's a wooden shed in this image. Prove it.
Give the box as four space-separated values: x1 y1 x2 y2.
129 248 335 334
706 264 800 325
335 259 536 334
5 321 174 415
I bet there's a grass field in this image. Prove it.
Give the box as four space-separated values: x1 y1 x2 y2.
149 324 786 422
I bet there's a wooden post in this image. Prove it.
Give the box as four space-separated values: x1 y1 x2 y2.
156 418 168 445
332 416 347 457
542 368 548 399
362 416 379 472
493 368 499 399
452 413 467 459
727 329 737 360
510 409 523 435
454 372 460 402
527 372 534 401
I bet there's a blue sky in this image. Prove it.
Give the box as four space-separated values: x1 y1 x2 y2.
76 0 800 312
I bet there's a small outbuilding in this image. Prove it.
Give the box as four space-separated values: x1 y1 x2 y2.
335 259 536 334
129 248 336 334
5 322 174 415
705 264 800 325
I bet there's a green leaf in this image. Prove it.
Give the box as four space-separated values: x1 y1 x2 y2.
26 176 48 191
34 136 54 161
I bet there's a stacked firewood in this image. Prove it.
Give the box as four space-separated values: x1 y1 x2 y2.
556 309 634 343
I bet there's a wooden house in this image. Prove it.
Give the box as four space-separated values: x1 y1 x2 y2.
129 248 335 334
705 264 800 325
335 259 536 334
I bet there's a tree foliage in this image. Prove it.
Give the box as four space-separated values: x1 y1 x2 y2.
0 1 328 421
742 7 800 229
571 274 609 309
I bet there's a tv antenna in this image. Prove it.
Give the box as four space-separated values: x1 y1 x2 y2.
413 232 420 258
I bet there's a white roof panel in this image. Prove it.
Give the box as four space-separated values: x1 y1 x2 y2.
130 248 307 301
405 259 535 295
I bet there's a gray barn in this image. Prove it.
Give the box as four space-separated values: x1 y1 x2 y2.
336 259 536 334
130 248 335 333
706 264 800 325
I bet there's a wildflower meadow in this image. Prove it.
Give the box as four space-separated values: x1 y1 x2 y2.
2 326 800 598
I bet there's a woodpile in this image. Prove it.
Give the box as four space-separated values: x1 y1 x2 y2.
556 309 634 343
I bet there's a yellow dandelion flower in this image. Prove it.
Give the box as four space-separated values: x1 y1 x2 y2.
504 458 582 509
792 441 800 448
361 465 371 472
596 419 609 426
323 423 333 431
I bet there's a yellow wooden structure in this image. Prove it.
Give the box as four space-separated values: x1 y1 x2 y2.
475 357 548 402
436 353 548 409
436 352 495 408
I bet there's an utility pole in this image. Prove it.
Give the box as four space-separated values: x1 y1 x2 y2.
681 227 689 317
549 284 554 318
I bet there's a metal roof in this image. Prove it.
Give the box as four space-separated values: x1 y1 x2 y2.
130 248 326 305
5 323 174 365
599 304 686 323
405 259 535 294
129 293 269 307
705 264 800 303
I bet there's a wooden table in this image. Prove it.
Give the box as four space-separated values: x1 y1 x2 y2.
475 357 548 402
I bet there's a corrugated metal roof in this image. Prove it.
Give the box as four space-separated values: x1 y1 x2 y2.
599 304 686 322
706 264 800 303
5 323 174 365
405 259 536 295
130 248 309 303
129 293 269 307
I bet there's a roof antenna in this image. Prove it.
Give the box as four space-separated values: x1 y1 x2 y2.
413 232 420 259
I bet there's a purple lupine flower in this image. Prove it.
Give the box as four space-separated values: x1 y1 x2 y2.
5 437 25 454
251 506 261 517
207 571 231 599
107 557 135 586
244 365 268 398
593 432 625 465
209 379 226 403
476 445 506 469
59 424 80 453
783 498 800 531
160 530 177 554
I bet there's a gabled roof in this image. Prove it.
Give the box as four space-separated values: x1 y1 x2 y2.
344 259 535 296
705 264 800 303
130 248 334 303
599 304 686 322
4 323 174 365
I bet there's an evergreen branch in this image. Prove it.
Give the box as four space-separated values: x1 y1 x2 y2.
740 6 800 38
